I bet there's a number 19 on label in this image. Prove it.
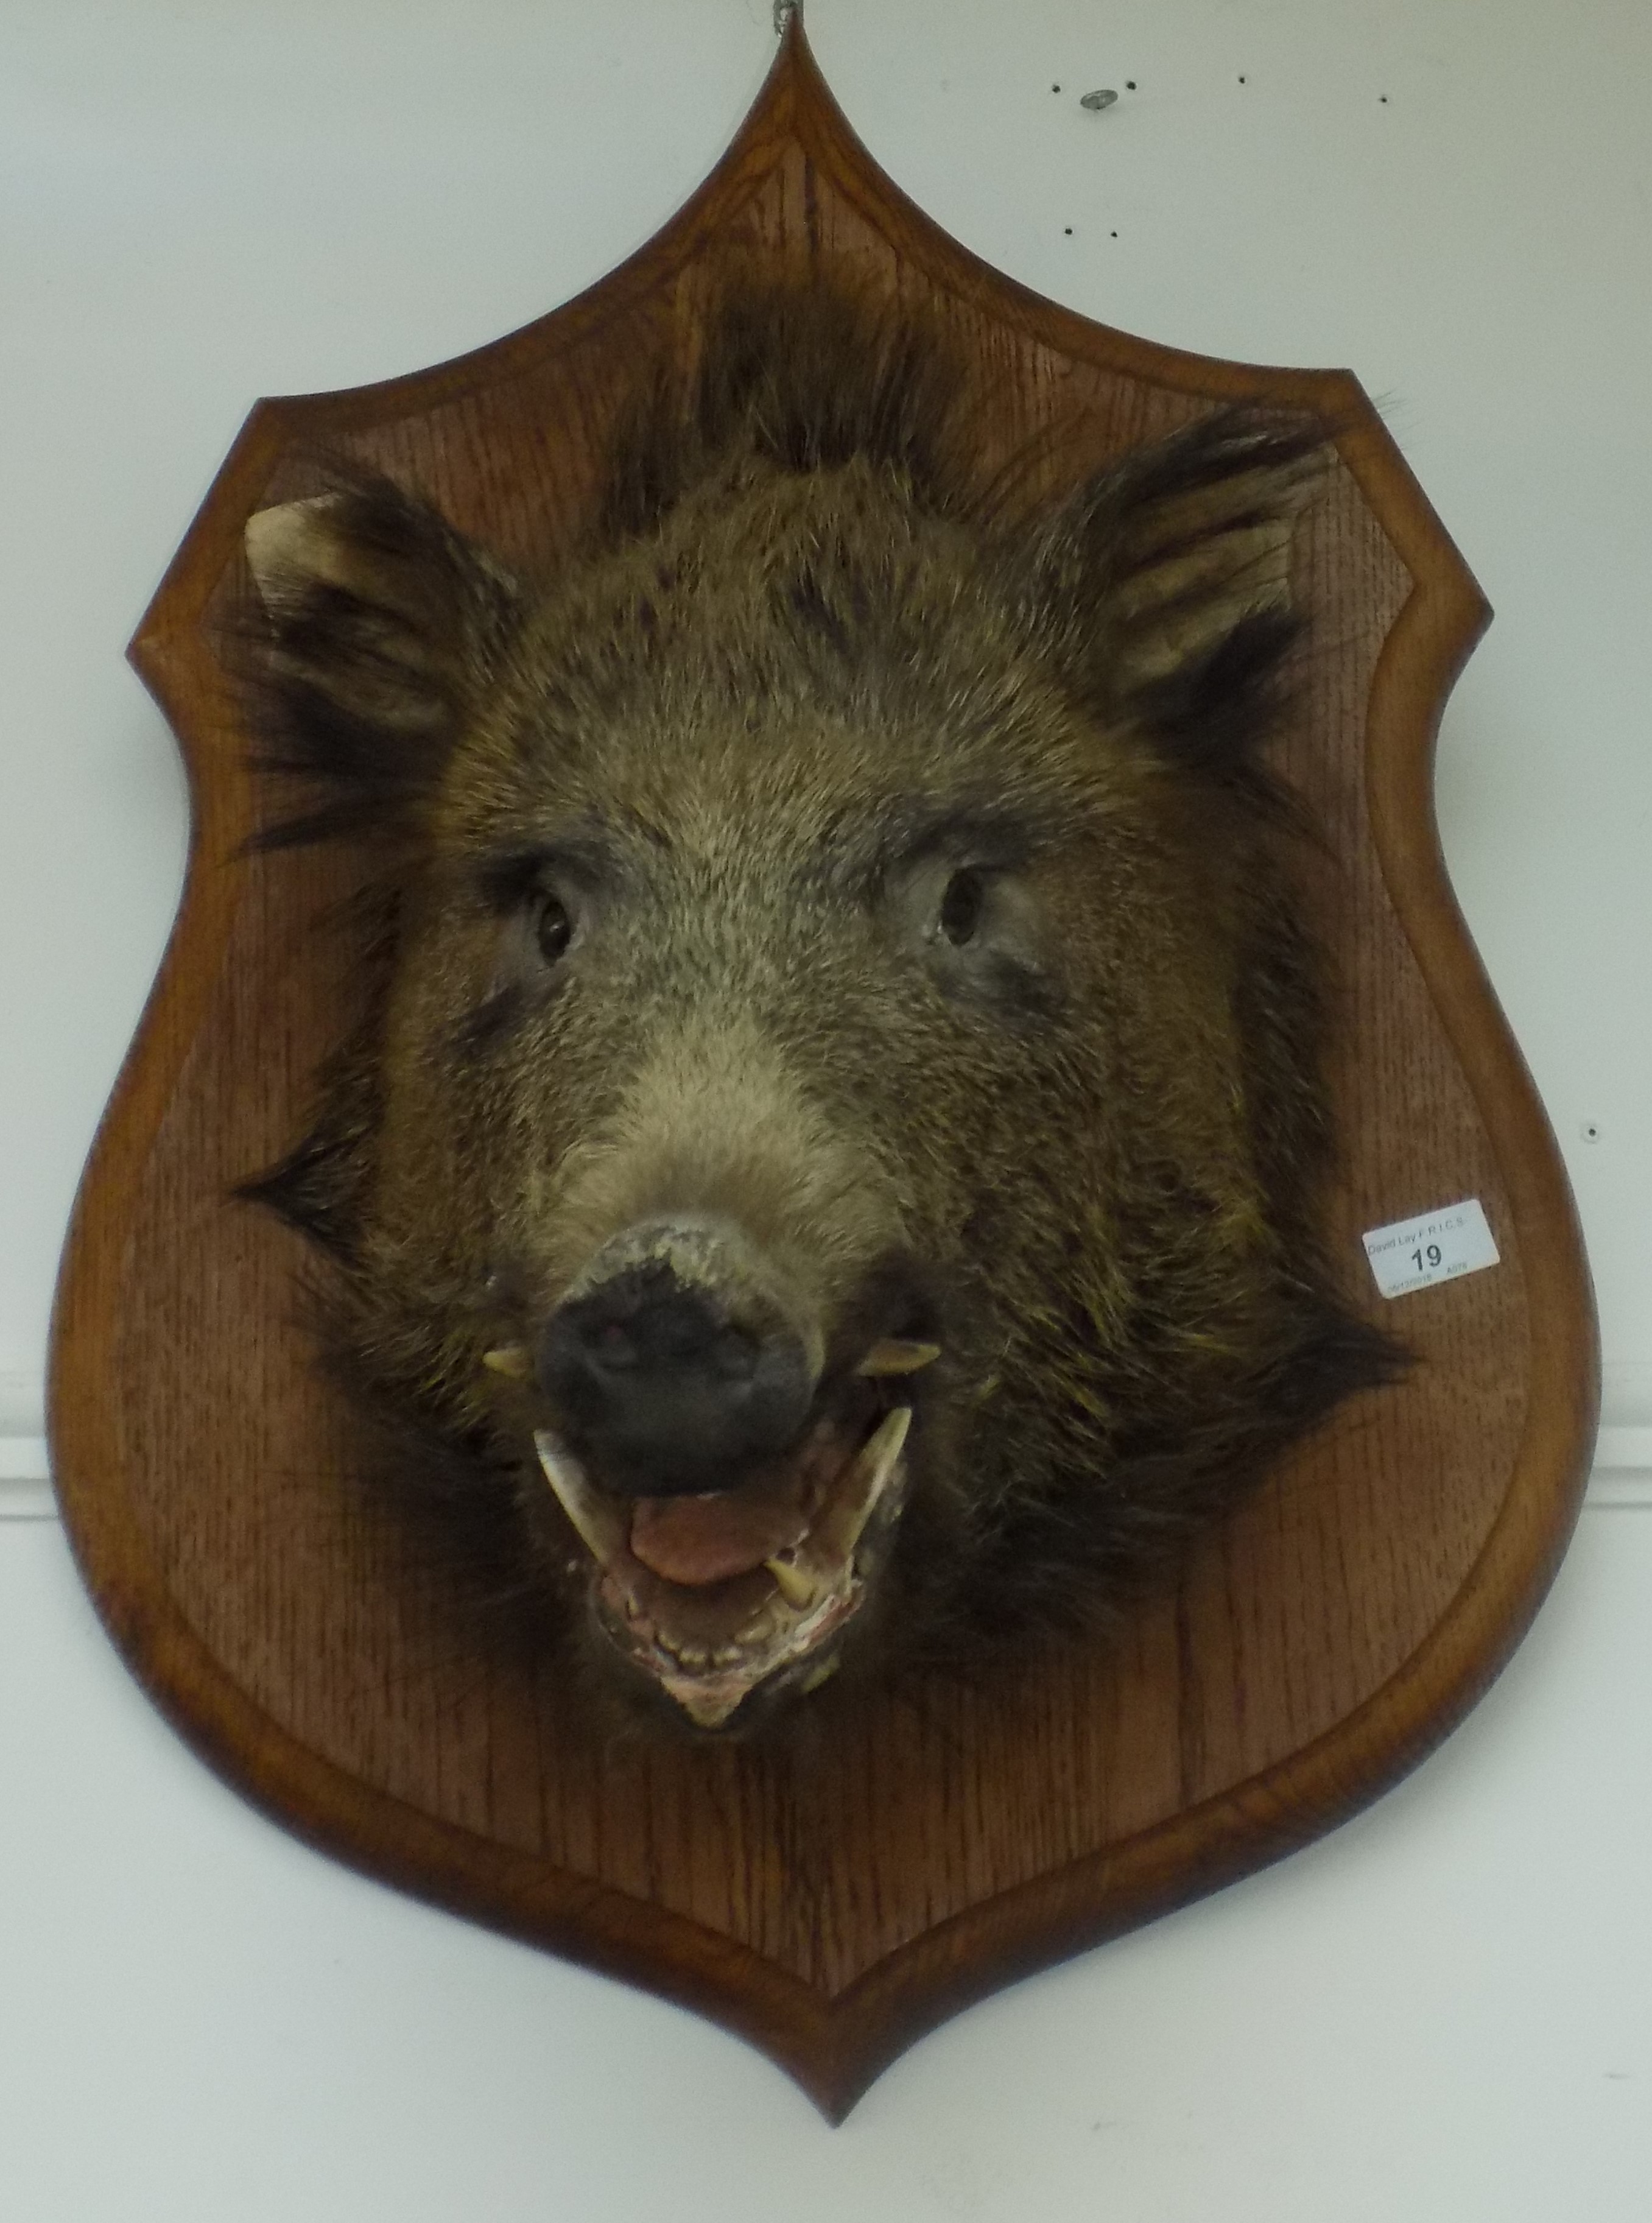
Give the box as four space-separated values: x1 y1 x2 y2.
1362 1199 1500 1300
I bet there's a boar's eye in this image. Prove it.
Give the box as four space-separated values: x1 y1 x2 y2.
535 892 574 965
938 868 986 947
895 847 1053 1020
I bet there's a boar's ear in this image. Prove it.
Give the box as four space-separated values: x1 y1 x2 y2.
1020 409 1324 778
241 474 521 849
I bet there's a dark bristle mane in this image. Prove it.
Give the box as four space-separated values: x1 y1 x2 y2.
600 284 971 540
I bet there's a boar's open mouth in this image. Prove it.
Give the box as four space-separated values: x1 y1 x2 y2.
532 1355 927 1731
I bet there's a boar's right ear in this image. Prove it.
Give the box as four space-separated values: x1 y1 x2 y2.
241 475 521 849
1018 408 1324 782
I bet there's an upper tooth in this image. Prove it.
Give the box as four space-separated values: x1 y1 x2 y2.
482 1344 532 1380
856 1340 941 1377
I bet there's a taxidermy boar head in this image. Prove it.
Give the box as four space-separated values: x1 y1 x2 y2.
241 287 1397 1735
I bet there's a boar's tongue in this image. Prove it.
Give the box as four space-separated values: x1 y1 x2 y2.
630 1477 810 1588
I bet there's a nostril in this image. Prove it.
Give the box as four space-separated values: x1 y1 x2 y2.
709 1326 759 1381
592 1320 638 1371
634 1289 747 1370
575 1288 760 1379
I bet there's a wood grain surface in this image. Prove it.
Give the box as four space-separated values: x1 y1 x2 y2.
48 15 1597 2119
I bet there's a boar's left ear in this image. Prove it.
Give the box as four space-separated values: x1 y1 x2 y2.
1018 408 1324 778
242 474 521 849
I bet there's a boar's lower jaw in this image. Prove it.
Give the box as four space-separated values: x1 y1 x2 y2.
534 1406 912 1731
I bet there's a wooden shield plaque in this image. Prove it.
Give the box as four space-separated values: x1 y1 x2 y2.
49 15 1597 2119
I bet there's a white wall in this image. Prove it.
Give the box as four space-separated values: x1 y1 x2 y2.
2 4 1648 2214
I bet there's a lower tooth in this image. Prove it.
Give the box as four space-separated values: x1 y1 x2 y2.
765 1555 818 1609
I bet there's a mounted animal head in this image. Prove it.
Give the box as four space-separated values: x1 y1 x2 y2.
240 287 1397 1734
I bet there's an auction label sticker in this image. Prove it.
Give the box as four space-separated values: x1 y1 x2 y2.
1362 1199 1500 1300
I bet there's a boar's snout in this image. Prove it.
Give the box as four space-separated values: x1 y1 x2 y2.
535 1218 821 1496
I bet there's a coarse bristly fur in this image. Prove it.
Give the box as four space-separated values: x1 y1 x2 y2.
236 283 1404 1738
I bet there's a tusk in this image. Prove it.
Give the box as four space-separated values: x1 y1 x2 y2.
833 1404 912 1559
482 1344 532 1381
856 1339 941 1377
533 1431 628 1572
